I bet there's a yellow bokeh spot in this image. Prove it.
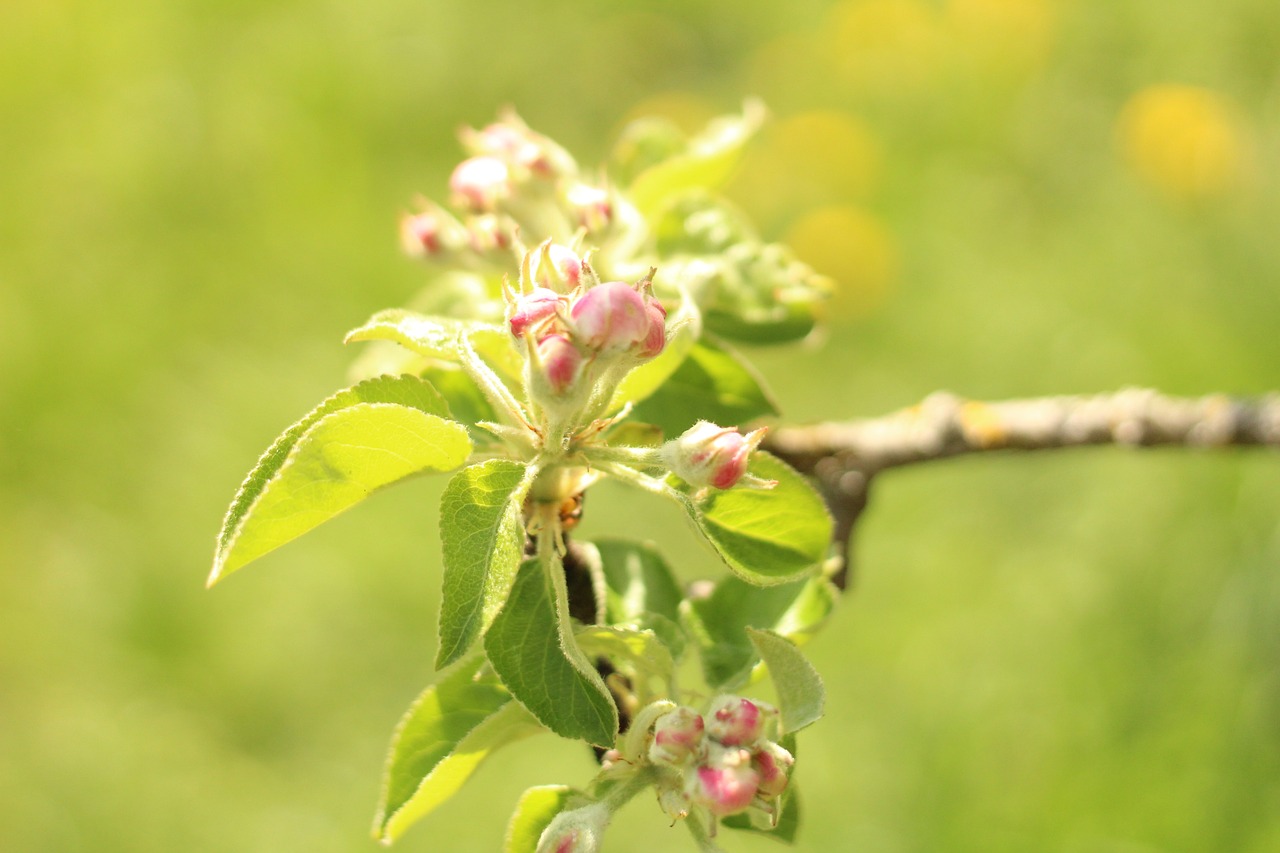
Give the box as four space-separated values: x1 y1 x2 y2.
784 205 898 319
826 0 945 94
945 0 1057 76
730 110 881 230
1117 85 1249 201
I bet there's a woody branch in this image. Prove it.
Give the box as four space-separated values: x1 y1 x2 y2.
764 388 1280 589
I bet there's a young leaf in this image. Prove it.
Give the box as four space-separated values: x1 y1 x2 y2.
344 309 488 361
593 538 684 626
676 452 832 586
211 375 471 585
747 629 825 735
437 460 534 669
417 363 497 430
374 656 545 844
632 336 779 438
682 575 836 690
576 626 675 701
504 786 580 853
484 558 619 747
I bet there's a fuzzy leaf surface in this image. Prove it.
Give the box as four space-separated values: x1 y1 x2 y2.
211 376 468 584
683 576 836 690
748 629 825 734
504 785 580 853
676 452 832 586
437 460 534 668
374 656 544 844
632 337 778 437
485 559 619 747
345 309 486 360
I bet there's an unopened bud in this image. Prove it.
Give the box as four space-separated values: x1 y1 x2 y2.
661 422 769 490
534 334 584 397
450 156 510 210
752 741 794 799
509 287 565 338
636 297 667 360
400 211 444 256
566 183 612 231
466 213 514 253
648 706 705 766
687 747 760 817
530 243 583 291
705 696 771 746
570 281 650 353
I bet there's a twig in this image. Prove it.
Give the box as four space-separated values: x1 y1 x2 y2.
764 389 1280 590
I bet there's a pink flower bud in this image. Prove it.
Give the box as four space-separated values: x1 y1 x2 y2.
752 741 794 799
636 298 667 360
687 750 760 817
705 696 768 746
535 334 584 397
466 213 513 253
566 183 612 230
648 706 705 766
399 211 443 256
450 156 509 210
570 282 650 353
530 243 583 290
509 287 565 338
662 422 768 490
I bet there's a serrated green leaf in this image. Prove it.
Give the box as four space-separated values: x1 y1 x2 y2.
628 101 765 219
677 453 832 586
437 460 534 669
374 656 545 844
211 376 470 584
594 539 683 626
345 309 485 359
485 558 619 747
632 337 778 438
505 785 581 853
682 576 836 690
748 629 825 734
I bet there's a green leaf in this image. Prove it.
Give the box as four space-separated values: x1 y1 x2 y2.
576 626 675 701
748 629 825 734
505 786 581 853
211 375 470 585
632 337 778 438
374 656 545 844
594 539 683 626
485 558 619 747
682 576 836 690
628 101 765 219
345 309 486 360
676 453 832 586
417 363 497 429
437 460 535 669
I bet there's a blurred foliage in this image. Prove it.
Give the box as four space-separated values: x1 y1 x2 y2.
2 0 1278 851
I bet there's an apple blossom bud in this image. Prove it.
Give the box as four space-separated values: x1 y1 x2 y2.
636 297 667 360
566 183 612 231
570 282 650 353
509 288 565 338
466 213 513 253
530 243 583 290
752 741 794 799
399 211 443 256
686 749 760 817
705 696 770 747
535 334 584 397
661 422 768 490
450 156 509 210
648 706 705 766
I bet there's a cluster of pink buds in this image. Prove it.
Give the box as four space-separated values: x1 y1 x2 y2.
506 243 666 417
660 421 773 491
647 696 794 823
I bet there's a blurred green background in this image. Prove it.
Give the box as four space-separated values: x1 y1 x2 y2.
3 0 1279 850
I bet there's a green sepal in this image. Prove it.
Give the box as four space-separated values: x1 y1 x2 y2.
211 375 470 585
632 336 778 438
674 452 832 587
373 656 545 844
437 460 535 669
748 628 825 735
682 575 836 690
484 558 619 747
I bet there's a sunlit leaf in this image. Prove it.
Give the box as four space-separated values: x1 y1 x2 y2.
485 558 619 747
374 656 545 844
594 538 683 625
437 460 534 669
748 629 825 734
505 785 582 853
632 336 778 437
211 375 470 585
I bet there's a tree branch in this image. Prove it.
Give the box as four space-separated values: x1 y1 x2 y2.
764 389 1280 590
